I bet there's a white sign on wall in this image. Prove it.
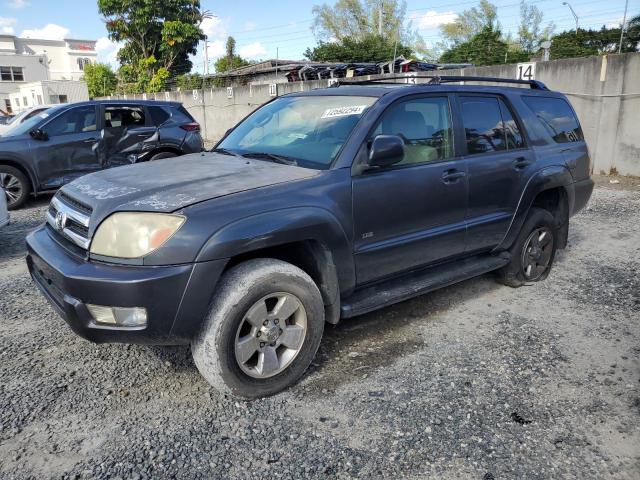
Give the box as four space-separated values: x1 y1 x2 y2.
327 78 339 87
192 89 200 102
269 83 278 96
165 91 171 101
227 87 234 99
516 62 536 81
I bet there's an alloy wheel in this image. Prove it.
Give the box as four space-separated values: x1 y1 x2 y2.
0 172 22 206
234 292 307 379
521 226 554 281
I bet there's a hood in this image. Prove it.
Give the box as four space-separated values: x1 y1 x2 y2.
62 152 319 225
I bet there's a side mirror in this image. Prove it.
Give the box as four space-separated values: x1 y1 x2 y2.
29 128 48 141
368 135 404 168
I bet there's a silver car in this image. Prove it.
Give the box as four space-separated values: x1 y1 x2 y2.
0 187 9 228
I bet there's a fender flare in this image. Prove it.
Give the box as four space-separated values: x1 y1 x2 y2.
495 165 574 252
195 206 356 296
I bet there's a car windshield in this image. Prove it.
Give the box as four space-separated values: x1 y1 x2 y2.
2 106 62 137
217 95 377 169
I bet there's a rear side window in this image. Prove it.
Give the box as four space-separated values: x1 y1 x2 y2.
460 96 525 154
148 106 170 126
522 96 583 143
104 106 146 129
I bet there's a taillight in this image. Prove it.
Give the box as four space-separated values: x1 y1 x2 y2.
180 122 200 132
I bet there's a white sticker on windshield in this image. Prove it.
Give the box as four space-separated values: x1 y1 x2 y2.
321 105 368 119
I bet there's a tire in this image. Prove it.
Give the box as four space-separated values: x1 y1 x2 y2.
149 151 178 161
496 207 558 288
192 258 325 399
0 165 30 210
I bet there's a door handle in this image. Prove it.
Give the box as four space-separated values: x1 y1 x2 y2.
441 169 466 183
514 156 532 170
83 138 98 144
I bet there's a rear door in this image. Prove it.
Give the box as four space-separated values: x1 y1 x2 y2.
102 104 159 166
352 94 468 284
30 105 101 187
457 94 533 253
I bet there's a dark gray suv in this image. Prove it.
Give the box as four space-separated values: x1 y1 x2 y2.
26 77 593 398
0 100 203 209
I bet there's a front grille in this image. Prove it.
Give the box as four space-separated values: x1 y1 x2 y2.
46 194 93 250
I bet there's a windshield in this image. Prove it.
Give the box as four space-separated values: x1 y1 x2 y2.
217 95 377 169
2 106 63 137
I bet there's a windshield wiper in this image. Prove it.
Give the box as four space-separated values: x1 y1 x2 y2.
211 147 244 159
240 152 298 166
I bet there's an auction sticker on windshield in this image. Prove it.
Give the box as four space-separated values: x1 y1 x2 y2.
321 105 368 119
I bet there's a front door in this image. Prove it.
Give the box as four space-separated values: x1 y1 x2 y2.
352 95 468 284
31 105 100 188
102 104 158 166
457 95 533 253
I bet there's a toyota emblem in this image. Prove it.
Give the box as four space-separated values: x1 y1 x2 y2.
55 211 66 231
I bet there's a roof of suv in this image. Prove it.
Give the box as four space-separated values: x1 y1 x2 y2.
55 100 183 108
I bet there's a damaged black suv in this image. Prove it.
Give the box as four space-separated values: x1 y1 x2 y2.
26 77 593 398
0 100 203 209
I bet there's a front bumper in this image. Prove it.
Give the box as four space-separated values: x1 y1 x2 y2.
26 225 226 345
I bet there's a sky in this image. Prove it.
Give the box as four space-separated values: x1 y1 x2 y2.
0 0 633 73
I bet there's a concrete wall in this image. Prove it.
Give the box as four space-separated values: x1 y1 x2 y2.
104 52 640 176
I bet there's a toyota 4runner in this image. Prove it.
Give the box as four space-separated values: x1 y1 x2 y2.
26 76 594 398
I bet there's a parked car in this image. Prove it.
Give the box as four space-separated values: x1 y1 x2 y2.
0 105 54 136
0 186 8 228
0 100 203 209
26 76 593 398
0 115 13 126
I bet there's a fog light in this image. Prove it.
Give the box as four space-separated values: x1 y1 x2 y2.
86 304 147 327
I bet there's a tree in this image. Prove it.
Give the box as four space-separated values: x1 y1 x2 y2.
214 36 250 73
439 26 524 66
311 0 427 56
305 34 413 62
98 0 207 90
82 63 117 98
518 1 554 53
440 0 499 46
549 25 639 60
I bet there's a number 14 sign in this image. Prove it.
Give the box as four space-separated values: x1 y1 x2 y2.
517 62 536 81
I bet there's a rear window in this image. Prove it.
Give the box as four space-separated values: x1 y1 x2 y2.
522 96 583 143
170 105 195 123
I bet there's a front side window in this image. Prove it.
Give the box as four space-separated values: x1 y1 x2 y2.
42 106 97 136
104 106 146 129
523 96 583 143
218 95 377 169
371 96 454 165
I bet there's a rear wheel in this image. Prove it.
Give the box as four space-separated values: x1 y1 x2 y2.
192 259 325 398
496 207 558 287
0 165 30 210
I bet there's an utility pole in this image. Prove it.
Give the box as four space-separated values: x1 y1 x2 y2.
618 0 629 54
203 35 209 75
378 1 383 36
275 47 279 81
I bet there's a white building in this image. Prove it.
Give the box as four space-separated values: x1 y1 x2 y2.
0 35 96 113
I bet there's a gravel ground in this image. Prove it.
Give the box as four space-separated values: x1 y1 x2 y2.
0 176 638 479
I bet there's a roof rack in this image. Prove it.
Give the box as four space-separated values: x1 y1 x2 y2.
334 74 549 90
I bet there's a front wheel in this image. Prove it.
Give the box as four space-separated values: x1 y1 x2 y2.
192 259 325 398
496 207 558 288
0 165 30 210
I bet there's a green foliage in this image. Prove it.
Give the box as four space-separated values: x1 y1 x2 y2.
440 0 499 46
550 26 639 60
439 26 527 66
518 0 554 53
117 56 170 93
305 34 413 62
214 37 251 74
311 0 428 58
81 63 117 98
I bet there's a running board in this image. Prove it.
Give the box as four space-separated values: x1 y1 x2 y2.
340 253 510 318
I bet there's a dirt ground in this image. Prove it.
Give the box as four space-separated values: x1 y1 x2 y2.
0 175 638 479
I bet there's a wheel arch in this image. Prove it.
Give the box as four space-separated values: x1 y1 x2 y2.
495 165 573 252
0 158 37 194
195 207 355 324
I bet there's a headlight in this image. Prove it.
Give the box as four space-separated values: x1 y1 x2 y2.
90 212 185 259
